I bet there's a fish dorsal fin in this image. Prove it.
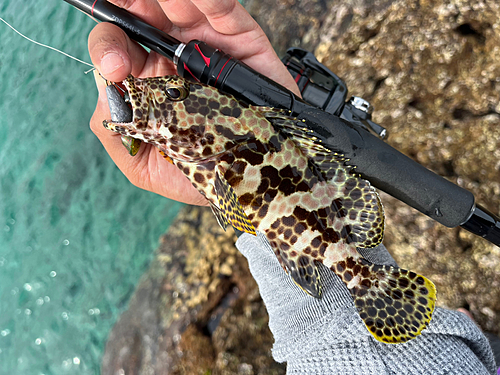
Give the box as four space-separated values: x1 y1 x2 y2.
261 108 385 249
261 109 347 178
214 167 256 235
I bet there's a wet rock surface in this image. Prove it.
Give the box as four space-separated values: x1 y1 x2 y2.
103 0 500 372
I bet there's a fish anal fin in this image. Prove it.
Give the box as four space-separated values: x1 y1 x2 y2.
270 238 322 298
214 168 256 235
290 259 322 299
333 257 436 344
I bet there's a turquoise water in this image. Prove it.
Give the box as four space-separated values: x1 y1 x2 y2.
0 1 182 373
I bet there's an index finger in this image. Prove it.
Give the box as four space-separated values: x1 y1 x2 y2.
158 0 300 94
158 0 258 35
190 0 260 35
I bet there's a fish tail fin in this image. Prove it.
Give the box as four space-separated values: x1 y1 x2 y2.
332 257 436 344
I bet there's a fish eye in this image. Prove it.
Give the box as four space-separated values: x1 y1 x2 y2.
167 88 180 98
165 87 187 101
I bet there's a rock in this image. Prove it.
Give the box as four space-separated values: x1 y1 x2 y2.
245 0 334 56
101 206 285 375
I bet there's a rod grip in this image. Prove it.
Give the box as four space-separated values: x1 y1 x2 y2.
297 107 475 228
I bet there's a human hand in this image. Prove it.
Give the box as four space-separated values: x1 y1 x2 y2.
88 0 300 205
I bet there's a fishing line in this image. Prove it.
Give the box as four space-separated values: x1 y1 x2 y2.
0 17 96 74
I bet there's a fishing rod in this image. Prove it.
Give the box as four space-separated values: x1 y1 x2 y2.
62 0 500 247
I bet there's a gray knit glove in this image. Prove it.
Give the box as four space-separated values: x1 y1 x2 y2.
236 232 496 374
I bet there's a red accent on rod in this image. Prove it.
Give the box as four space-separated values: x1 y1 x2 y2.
302 79 309 92
194 44 211 67
215 58 233 85
294 69 304 83
91 0 98 16
183 63 200 82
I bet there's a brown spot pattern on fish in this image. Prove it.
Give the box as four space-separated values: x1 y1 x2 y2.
103 75 437 344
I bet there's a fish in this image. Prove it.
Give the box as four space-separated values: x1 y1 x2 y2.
103 75 436 344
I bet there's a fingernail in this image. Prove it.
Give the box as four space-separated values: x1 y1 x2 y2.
101 52 124 75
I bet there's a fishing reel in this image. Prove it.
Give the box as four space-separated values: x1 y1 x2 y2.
282 48 387 139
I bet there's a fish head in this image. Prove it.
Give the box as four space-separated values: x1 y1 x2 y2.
105 75 252 162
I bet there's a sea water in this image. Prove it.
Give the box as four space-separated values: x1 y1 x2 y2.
0 1 182 373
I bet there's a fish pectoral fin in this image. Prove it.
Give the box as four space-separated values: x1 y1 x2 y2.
333 257 437 344
158 150 174 164
209 202 229 231
213 168 256 235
